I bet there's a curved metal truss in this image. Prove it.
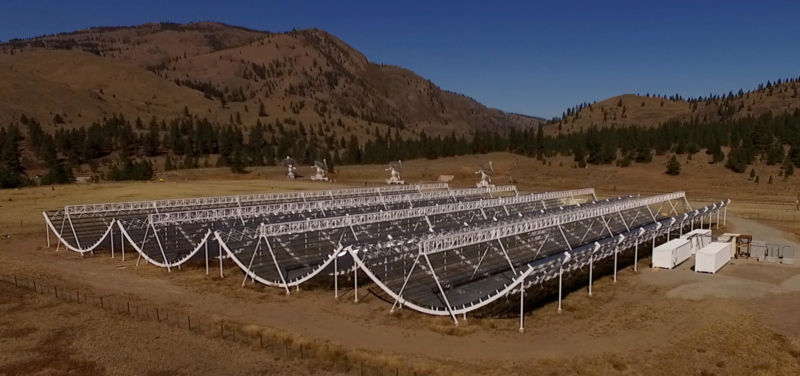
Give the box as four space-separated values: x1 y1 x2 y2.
39 183 730 324
215 188 599 291
113 185 524 269
149 185 522 225
43 183 453 255
348 194 729 323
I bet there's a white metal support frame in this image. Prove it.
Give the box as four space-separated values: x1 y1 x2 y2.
420 192 685 255
519 275 526 333
258 188 595 238
263 237 291 296
390 254 421 313
346 200 728 320
423 252 459 325
63 183 450 216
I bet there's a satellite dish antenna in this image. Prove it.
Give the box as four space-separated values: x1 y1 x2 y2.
311 159 329 181
475 161 495 188
282 156 297 179
386 160 405 185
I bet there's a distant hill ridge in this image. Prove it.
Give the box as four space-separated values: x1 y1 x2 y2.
551 77 800 134
0 21 542 137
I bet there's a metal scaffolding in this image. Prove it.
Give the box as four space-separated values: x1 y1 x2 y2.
39 184 730 325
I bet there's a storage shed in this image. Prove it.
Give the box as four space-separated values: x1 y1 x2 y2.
695 242 732 274
652 238 692 269
680 229 712 254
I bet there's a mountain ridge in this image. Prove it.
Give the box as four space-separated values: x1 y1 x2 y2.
550 78 800 134
0 21 542 138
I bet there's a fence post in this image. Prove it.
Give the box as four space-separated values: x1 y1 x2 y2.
187 315 191 330
156 307 160 321
127 301 131 315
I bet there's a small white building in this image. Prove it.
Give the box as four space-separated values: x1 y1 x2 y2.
652 238 692 269
680 229 712 254
695 242 732 274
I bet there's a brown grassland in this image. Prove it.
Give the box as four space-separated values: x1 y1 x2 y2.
1 152 799 375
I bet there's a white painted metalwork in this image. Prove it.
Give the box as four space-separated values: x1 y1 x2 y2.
149 185 526 225
420 192 686 255
386 160 405 185
64 183 449 216
346 197 728 318
311 159 329 181
283 156 298 179
258 187 589 237
475 161 494 188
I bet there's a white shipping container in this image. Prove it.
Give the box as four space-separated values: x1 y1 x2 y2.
680 229 712 254
695 242 732 274
652 238 692 269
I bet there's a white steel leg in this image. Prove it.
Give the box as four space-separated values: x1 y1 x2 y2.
219 243 224 278
334 252 339 299
723 206 727 227
557 267 563 313
588 254 593 296
519 278 525 333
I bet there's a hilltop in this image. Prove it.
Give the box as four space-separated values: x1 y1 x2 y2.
551 79 800 134
0 22 542 137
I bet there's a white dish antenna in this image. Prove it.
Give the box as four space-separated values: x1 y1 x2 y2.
282 156 298 179
386 160 405 185
311 159 329 181
475 161 495 188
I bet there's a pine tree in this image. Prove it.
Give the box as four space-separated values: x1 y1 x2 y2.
666 155 681 175
41 161 74 185
229 150 246 173
144 122 160 156
783 156 794 177
766 143 785 165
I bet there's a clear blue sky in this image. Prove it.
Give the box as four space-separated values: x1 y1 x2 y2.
1 1 799 118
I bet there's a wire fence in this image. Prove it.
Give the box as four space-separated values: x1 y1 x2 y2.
0 273 425 376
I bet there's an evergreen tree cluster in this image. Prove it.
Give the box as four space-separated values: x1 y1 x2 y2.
0 125 26 188
2 105 800 189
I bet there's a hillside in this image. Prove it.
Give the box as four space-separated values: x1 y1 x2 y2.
551 79 800 134
0 22 541 138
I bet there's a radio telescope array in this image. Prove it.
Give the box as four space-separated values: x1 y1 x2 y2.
311 159 329 181
386 160 404 185
475 161 494 188
39 158 732 331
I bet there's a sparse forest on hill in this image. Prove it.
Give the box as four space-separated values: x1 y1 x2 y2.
1 104 798 188
1 22 800 188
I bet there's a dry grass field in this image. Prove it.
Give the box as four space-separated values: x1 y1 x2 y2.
1 152 799 375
